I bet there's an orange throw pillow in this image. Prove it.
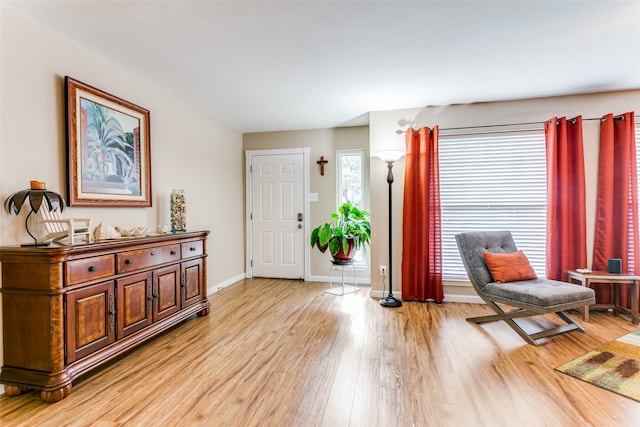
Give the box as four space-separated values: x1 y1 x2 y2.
483 250 538 283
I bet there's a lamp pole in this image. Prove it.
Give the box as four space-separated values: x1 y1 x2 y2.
376 150 404 308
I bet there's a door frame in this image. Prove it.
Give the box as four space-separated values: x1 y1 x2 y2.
245 148 310 280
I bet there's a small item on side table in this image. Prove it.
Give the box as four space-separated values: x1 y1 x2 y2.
608 258 622 274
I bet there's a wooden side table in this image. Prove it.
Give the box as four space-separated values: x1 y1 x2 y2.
567 270 639 325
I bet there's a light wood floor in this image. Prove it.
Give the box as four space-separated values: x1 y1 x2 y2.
1 278 639 427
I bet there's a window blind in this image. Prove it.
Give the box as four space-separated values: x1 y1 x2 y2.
632 124 640 272
439 131 547 280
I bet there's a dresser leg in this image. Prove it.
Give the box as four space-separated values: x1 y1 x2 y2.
40 384 72 402
5 385 30 396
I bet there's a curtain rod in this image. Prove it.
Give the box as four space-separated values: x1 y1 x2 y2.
435 117 603 133
440 128 543 137
410 115 637 136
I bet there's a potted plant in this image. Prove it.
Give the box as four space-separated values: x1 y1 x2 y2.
310 201 371 263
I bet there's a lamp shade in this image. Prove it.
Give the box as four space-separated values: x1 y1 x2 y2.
4 182 65 246
5 187 65 215
376 149 405 163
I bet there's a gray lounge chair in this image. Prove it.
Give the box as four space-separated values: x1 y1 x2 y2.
455 230 596 345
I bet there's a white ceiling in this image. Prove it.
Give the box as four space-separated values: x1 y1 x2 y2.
6 0 640 133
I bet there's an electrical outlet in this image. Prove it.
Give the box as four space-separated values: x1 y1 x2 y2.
379 265 386 276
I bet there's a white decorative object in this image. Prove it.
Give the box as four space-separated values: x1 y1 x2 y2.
171 190 186 232
39 209 92 245
93 222 120 240
116 226 150 237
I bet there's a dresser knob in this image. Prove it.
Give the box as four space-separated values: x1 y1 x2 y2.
88 266 97 272
190 247 196 251
125 259 133 265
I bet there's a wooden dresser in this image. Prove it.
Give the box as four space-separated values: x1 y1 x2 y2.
0 231 210 402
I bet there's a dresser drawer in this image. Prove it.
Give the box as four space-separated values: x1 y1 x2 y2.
181 240 203 258
117 244 181 273
66 255 115 285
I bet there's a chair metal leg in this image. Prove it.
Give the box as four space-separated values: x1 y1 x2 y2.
467 301 585 346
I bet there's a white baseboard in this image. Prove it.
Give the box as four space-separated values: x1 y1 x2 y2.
368 288 483 304
307 275 371 285
207 273 246 295
369 288 402 299
442 294 484 304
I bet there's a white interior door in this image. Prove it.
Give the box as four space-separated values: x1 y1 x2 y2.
249 152 305 279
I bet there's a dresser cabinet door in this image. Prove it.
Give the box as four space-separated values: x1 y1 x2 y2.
116 272 153 338
66 281 116 363
153 264 181 321
182 259 204 308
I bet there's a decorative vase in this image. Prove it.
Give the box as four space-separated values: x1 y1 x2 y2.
170 190 186 232
332 239 356 264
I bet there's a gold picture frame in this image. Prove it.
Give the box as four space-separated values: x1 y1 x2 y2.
66 76 152 207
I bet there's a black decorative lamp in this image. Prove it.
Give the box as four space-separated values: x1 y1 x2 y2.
376 149 405 308
4 181 65 246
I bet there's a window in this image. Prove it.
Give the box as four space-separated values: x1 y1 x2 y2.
439 131 547 279
337 150 366 265
634 122 640 270
337 150 364 208
636 122 640 204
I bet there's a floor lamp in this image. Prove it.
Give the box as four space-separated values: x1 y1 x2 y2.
376 149 405 308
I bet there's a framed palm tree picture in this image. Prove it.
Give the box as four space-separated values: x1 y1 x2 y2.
65 76 152 207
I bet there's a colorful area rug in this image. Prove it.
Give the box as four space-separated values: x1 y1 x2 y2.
556 329 640 402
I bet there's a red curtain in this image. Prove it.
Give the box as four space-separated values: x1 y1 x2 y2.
544 116 587 281
592 112 639 307
402 127 443 303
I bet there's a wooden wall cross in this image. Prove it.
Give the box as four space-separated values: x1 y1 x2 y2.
317 156 328 176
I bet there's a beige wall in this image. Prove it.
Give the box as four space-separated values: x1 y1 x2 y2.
243 126 370 279
2 0 640 397
0 4 245 385
370 90 640 300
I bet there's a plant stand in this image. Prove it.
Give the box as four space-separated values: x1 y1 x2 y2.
326 260 359 295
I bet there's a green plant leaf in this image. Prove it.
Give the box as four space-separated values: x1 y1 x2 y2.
310 227 320 246
329 238 340 256
319 224 333 246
